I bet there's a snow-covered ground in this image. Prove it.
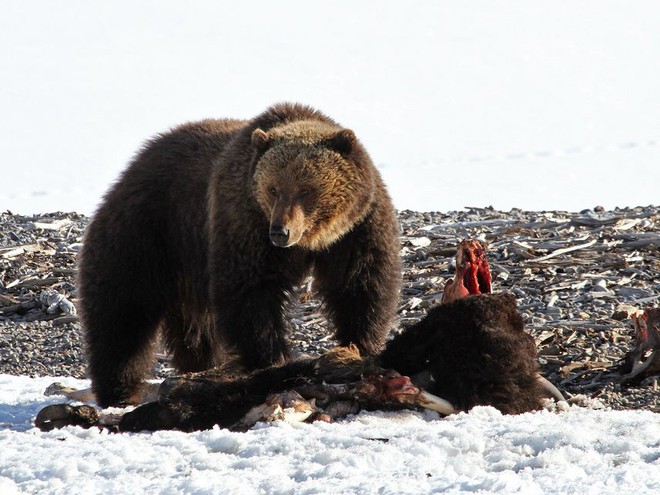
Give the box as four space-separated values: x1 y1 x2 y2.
1 1 658 215
1 2 659 493
1 375 658 495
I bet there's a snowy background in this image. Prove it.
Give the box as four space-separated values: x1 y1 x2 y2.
0 0 658 215
1 1 659 493
1 375 659 494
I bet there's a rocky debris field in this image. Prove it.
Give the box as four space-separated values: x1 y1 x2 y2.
0 206 658 412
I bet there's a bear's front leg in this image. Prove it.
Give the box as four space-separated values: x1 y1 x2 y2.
213 282 292 370
314 218 402 356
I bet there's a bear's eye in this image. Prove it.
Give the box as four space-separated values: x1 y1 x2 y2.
269 187 278 197
298 189 309 198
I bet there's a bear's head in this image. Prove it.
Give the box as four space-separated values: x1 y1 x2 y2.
251 120 375 251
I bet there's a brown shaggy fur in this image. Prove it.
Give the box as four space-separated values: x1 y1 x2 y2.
79 103 401 407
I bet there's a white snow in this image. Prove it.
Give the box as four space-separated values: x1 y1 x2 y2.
1 2 659 493
0 1 658 215
1 375 659 495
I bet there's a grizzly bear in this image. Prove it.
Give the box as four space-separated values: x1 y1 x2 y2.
79 103 402 407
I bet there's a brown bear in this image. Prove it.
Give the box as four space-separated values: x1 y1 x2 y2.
78 103 402 407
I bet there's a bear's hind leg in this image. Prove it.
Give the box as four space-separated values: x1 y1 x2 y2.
85 307 162 407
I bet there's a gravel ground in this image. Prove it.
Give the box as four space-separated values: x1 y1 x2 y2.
1 206 658 412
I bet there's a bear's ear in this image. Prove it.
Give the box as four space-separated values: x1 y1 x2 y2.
251 128 271 152
324 129 356 156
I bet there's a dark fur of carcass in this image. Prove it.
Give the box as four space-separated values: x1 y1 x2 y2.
381 293 544 414
119 293 546 432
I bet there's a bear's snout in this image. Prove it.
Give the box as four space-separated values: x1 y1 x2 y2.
269 225 290 247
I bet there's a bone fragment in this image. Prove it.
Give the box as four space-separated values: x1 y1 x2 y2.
536 374 566 403
418 391 457 416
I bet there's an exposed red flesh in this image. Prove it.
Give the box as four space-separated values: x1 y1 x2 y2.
442 240 492 303
382 373 419 396
621 307 660 382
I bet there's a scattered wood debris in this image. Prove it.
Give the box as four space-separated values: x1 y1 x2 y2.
1 206 658 411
